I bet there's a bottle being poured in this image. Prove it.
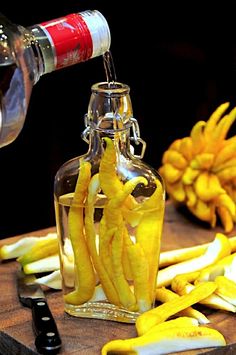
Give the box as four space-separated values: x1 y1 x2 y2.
0 10 111 148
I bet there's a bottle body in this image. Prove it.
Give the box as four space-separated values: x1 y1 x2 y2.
54 82 165 323
0 10 110 148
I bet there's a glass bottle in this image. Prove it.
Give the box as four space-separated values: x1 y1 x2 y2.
54 81 165 323
0 10 110 148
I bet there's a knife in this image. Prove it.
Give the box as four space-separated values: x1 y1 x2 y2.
16 268 62 354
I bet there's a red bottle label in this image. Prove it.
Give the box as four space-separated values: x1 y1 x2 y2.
40 13 93 69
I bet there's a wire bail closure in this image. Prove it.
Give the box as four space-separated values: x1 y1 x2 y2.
81 114 146 159
130 117 146 159
81 114 90 144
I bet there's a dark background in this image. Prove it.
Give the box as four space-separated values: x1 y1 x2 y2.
1 1 236 239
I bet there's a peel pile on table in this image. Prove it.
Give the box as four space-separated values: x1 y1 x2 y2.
159 102 236 233
2 230 236 353
102 232 236 354
0 232 62 288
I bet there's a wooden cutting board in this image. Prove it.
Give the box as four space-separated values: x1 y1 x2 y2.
1 201 236 355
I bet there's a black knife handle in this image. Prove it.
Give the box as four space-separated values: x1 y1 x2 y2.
30 298 62 354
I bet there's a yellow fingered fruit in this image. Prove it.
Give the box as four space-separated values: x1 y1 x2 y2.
159 102 236 233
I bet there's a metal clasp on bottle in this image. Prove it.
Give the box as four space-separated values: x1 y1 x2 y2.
81 114 146 159
130 117 146 159
81 114 90 144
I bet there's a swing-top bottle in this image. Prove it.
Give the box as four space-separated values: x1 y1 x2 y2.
54 81 165 323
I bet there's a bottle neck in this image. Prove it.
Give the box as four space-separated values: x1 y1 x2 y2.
82 81 146 160
82 82 146 159
27 10 111 78
85 124 133 160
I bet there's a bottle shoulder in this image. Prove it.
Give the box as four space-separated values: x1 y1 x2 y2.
118 155 164 182
55 155 85 179
55 156 164 202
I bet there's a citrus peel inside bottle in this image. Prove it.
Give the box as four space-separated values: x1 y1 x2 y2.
54 81 165 322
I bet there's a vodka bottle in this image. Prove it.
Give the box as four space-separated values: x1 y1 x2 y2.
0 10 111 147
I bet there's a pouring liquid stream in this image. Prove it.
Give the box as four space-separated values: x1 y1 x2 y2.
103 50 123 130
103 50 117 87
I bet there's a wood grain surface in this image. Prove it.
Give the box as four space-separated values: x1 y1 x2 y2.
1 201 236 355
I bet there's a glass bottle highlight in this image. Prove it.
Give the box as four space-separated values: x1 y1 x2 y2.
54 81 165 323
0 10 110 147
